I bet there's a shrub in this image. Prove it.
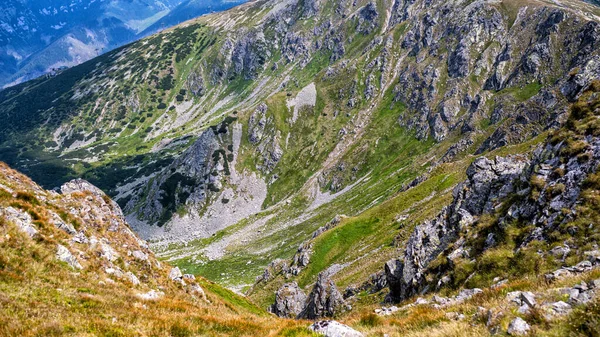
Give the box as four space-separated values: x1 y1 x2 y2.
359 313 383 327
567 298 600 336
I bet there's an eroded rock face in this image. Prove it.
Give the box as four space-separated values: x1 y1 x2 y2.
270 282 307 318
186 68 205 96
126 129 220 226
300 272 346 319
386 156 528 301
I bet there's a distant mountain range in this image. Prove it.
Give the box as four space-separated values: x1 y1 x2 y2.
0 0 245 88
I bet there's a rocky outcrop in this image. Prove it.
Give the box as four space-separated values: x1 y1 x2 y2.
386 156 528 301
230 30 270 80
300 272 347 319
356 2 379 35
290 242 312 275
56 244 82 269
186 68 205 96
269 272 347 319
126 129 220 226
270 282 307 318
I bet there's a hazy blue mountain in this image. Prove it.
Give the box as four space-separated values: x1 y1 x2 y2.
0 0 244 88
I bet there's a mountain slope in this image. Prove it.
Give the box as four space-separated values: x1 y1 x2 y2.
2 84 600 337
0 0 245 88
0 162 315 336
0 0 600 318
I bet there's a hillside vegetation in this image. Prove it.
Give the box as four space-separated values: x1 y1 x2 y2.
0 0 600 335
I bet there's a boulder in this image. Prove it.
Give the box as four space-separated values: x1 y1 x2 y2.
2 206 38 238
308 320 363 337
300 272 346 319
56 244 82 269
169 267 183 281
507 317 530 336
270 282 307 318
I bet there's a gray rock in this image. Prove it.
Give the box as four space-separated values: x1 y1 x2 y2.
137 290 164 301
300 272 346 319
548 301 571 315
169 267 183 281
131 250 149 262
126 271 140 286
2 206 38 238
100 240 119 262
72 231 89 244
520 292 537 308
308 320 363 337
356 2 379 35
189 283 206 300
386 156 527 302
56 244 82 269
549 245 570 260
49 211 76 235
507 317 530 336
448 41 469 78
270 282 307 318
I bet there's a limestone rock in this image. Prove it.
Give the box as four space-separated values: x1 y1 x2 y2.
169 267 183 281
56 244 82 269
300 272 346 319
2 206 38 238
507 317 530 336
270 282 307 318
308 320 363 337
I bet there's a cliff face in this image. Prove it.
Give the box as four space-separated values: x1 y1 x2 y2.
386 83 600 303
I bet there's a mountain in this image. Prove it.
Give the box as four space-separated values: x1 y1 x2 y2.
0 161 311 336
1 0 600 334
0 0 245 88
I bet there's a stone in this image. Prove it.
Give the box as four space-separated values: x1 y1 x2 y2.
491 279 508 289
415 297 429 305
72 232 89 244
100 240 119 262
270 282 307 318
49 211 76 235
300 272 346 319
519 292 536 308
56 244 82 269
190 283 207 301
126 271 140 286
507 317 530 336
137 290 164 300
549 301 571 315
308 320 363 337
455 288 483 302
549 245 570 260
2 206 38 238
445 312 465 320
169 267 183 281
131 250 149 262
